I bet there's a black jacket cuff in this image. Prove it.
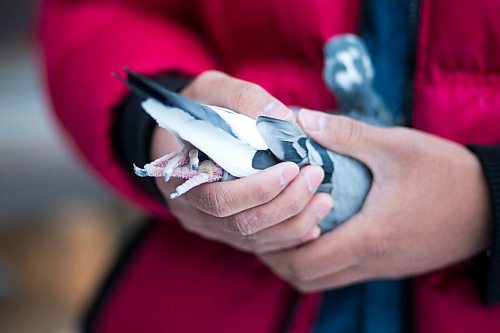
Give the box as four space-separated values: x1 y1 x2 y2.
112 72 194 201
468 144 500 305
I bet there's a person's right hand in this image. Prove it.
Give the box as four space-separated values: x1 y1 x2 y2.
151 71 333 253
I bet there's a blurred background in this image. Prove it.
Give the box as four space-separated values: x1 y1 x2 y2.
0 1 142 331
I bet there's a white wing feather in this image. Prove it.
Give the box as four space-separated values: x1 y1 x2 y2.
142 98 266 177
207 105 268 150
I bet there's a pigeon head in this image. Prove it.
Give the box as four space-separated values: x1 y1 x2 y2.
323 34 374 99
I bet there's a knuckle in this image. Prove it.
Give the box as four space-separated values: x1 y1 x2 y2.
199 187 233 217
185 70 226 99
286 197 303 215
232 83 263 106
254 185 275 202
196 190 212 212
337 116 362 149
286 257 309 282
232 212 258 236
213 194 233 218
198 70 227 82
289 220 312 239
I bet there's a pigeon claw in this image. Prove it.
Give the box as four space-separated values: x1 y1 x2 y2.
133 164 149 177
169 160 224 199
169 192 182 200
161 146 191 180
133 146 225 198
188 148 199 170
132 149 180 178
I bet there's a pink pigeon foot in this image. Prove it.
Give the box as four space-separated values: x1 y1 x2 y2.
133 145 224 198
170 160 224 199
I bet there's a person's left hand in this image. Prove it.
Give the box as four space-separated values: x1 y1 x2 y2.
259 109 492 292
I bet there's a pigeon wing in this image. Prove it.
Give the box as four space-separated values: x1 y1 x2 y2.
121 69 277 177
256 116 334 175
255 116 309 165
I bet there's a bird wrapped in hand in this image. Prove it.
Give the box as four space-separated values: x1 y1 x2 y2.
122 34 394 231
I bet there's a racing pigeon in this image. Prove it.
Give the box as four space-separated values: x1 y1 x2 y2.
256 34 394 230
322 34 393 126
123 34 393 231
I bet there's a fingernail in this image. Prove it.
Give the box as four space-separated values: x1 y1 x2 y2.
304 226 321 241
261 101 293 120
298 109 326 132
302 166 325 192
279 163 299 187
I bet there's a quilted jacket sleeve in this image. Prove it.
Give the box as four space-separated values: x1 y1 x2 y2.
37 0 217 219
469 145 500 304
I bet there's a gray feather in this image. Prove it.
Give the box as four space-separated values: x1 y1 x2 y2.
323 34 394 127
320 152 371 230
256 116 334 175
255 116 309 165
256 115 369 231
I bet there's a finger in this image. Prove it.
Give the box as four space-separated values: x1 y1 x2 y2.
252 193 333 242
297 109 388 165
231 226 320 254
260 216 365 282
183 70 293 120
293 266 365 293
251 227 321 254
176 207 322 254
183 162 299 218
217 165 325 236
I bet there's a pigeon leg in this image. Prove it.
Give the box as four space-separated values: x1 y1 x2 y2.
188 148 199 170
170 160 224 199
133 150 180 177
133 145 225 198
134 145 194 180
162 145 191 181
169 165 199 179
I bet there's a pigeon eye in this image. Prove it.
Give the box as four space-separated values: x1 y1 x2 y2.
335 62 347 72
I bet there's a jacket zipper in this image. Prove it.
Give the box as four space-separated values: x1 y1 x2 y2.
401 0 421 127
279 291 301 333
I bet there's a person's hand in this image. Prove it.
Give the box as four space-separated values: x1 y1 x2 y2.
259 109 492 292
151 71 333 253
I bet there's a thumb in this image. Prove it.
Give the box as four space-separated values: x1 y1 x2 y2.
297 109 386 166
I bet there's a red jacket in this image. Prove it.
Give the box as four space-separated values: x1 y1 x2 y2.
38 0 500 332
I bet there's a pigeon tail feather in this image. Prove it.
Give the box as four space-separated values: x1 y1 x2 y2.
122 69 237 137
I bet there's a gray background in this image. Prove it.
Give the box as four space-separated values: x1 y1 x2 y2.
0 2 140 331
0 0 124 223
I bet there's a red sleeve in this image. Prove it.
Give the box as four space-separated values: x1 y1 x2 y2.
37 0 217 218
